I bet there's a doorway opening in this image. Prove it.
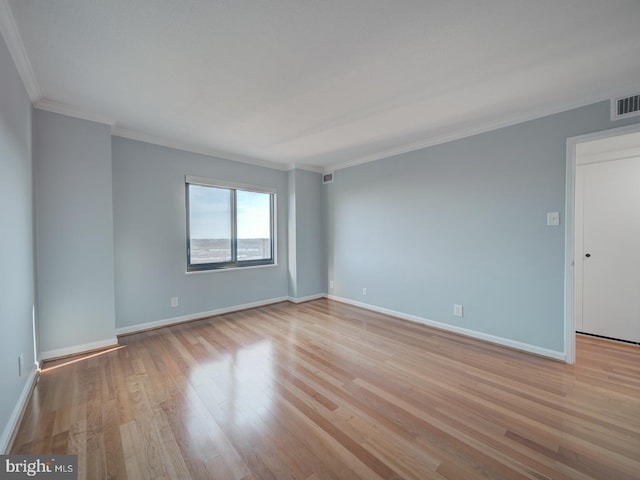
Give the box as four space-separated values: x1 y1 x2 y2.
565 124 640 363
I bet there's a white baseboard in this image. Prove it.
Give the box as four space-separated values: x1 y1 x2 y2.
40 338 119 361
328 295 566 362
288 293 327 304
0 364 39 453
115 296 290 336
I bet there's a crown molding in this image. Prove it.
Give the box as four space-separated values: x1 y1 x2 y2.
35 98 115 126
287 163 324 174
327 85 640 174
0 0 40 101
33 98 326 173
111 125 293 172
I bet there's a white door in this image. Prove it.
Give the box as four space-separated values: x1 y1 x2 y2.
578 157 640 343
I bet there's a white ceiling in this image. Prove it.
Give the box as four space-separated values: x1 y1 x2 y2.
3 0 640 172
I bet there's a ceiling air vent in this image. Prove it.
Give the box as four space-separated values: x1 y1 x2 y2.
611 94 640 121
322 172 334 184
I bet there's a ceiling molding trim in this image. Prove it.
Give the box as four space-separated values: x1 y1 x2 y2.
34 98 327 173
288 163 324 174
328 87 640 174
35 98 115 126
34 99 324 172
0 0 40 101
111 126 291 172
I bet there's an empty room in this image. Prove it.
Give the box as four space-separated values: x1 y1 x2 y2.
1 1 639 479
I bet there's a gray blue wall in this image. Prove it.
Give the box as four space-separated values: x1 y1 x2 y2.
0 34 37 451
287 169 327 300
327 101 640 354
112 137 291 330
287 169 298 297
34 110 116 357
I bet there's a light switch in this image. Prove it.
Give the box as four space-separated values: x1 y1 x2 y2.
547 212 560 226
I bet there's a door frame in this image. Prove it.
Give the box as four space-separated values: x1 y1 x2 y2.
564 123 640 363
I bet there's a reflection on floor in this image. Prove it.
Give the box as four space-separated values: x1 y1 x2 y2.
12 299 640 479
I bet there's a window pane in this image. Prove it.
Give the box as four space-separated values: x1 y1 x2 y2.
237 190 272 261
189 185 232 264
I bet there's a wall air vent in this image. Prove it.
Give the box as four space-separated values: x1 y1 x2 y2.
611 94 640 121
322 172 334 184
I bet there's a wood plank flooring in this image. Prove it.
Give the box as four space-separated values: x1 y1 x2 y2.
11 299 640 479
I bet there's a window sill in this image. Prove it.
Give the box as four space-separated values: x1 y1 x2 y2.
185 263 279 275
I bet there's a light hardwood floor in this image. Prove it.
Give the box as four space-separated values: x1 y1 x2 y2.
11 299 640 479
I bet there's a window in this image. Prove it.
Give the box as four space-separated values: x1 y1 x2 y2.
186 176 275 271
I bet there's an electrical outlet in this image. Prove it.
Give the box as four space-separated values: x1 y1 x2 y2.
453 304 464 317
18 354 24 377
171 297 179 307
362 287 368 296
329 280 334 289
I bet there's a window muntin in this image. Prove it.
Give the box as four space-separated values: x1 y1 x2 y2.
186 179 275 271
